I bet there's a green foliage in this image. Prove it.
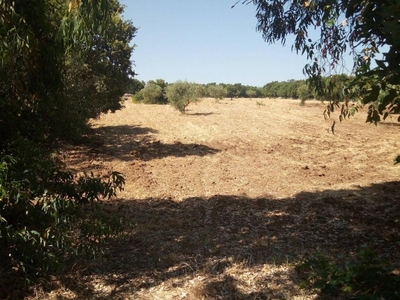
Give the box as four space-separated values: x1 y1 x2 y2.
297 84 313 103
262 80 305 99
154 79 168 92
256 100 266 106
262 81 280 98
166 81 201 113
0 140 126 297
127 78 145 95
312 74 354 102
0 0 136 144
132 80 267 105
323 100 360 124
141 82 165 104
132 90 144 103
229 83 248 98
63 0 137 135
297 248 400 299
221 83 263 98
194 84 208 98
135 79 168 104
246 89 258 99
246 0 400 124
0 0 131 296
208 85 228 101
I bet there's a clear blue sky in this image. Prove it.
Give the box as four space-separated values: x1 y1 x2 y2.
120 0 315 87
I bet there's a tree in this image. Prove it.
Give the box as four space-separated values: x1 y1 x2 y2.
0 1 129 295
137 79 168 104
232 83 247 98
63 0 137 137
208 84 228 101
166 81 201 113
141 82 164 104
128 78 145 95
246 89 258 99
0 0 136 143
297 83 313 104
155 79 168 91
242 0 400 123
286 80 301 99
195 84 208 98
262 81 281 98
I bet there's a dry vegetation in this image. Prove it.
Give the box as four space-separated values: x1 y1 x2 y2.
32 98 400 299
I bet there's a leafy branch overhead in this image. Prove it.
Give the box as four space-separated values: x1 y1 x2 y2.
240 0 400 124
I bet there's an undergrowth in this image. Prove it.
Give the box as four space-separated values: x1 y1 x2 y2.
297 247 400 299
0 139 126 299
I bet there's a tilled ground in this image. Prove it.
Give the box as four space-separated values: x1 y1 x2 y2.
35 98 400 299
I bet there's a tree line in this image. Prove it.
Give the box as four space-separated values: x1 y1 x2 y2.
127 74 357 106
128 79 264 102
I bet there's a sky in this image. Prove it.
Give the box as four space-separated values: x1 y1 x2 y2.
119 0 319 87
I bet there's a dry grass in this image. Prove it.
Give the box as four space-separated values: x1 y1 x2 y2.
27 98 400 299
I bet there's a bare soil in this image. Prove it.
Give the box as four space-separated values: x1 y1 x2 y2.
35 98 400 299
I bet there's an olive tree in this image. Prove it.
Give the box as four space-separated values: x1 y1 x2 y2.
297 83 313 104
246 89 258 99
142 82 164 104
208 84 228 101
166 81 201 113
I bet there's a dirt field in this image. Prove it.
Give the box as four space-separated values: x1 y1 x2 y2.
41 98 400 299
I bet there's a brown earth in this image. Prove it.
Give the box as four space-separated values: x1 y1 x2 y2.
36 98 400 299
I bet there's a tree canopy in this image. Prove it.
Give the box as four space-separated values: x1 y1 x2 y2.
0 0 134 295
240 0 400 123
1 0 137 143
208 84 228 100
166 81 201 113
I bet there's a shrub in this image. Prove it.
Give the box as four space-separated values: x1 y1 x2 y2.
142 83 164 104
132 90 144 103
297 248 400 299
0 140 126 298
166 81 201 113
256 100 266 106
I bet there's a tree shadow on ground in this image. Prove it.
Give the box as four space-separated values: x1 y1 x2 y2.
186 112 215 116
379 121 400 127
51 181 400 299
65 125 220 164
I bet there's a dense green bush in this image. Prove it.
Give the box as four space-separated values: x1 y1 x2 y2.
141 83 164 104
138 80 168 104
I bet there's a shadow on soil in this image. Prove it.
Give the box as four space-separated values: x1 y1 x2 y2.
186 112 215 116
379 121 400 127
69 125 220 163
52 181 400 299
